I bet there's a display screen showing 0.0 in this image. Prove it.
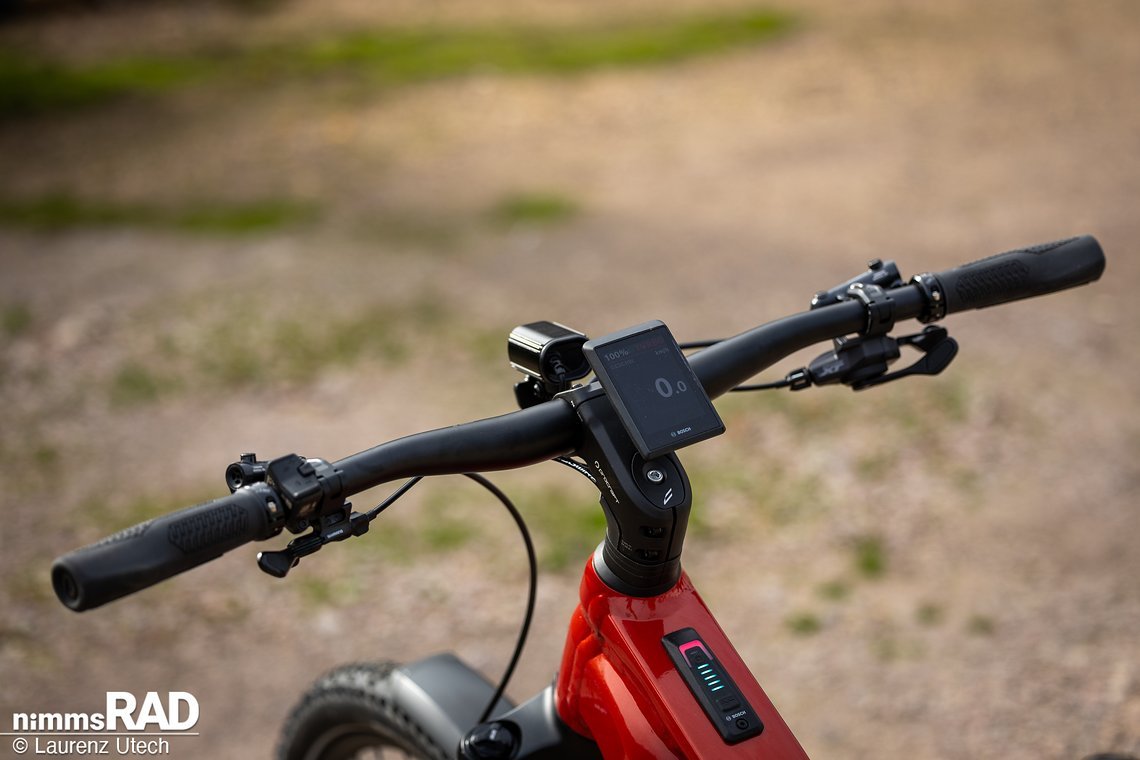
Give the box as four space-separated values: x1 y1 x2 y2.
584 321 725 460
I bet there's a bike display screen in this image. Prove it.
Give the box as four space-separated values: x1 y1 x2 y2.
583 321 725 460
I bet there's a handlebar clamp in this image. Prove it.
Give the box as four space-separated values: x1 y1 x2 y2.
910 272 948 323
265 454 345 533
846 282 896 337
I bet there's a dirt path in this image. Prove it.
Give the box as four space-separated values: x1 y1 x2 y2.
1 1 1138 758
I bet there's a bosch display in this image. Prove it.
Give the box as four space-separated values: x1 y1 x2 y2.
583 320 725 459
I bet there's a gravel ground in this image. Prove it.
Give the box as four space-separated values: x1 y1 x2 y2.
1 1 1138 758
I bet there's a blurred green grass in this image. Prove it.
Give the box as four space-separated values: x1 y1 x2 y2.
785 611 823 636
853 534 887 578
0 191 584 236
0 194 318 235
488 192 580 227
0 52 214 115
0 8 795 116
108 296 447 405
2 302 33 337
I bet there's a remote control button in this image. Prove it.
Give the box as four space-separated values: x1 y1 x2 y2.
717 694 741 712
686 649 708 665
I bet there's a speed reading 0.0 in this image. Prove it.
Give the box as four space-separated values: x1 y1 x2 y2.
583 320 725 459
654 377 690 398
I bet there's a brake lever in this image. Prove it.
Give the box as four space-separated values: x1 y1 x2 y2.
256 505 369 578
850 325 958 390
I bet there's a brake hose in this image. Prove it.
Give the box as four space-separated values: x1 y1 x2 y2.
363 473 537 726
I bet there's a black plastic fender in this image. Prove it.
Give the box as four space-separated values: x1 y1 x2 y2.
389 653 516 752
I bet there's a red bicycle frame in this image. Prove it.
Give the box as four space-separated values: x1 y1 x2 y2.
555 558 809 759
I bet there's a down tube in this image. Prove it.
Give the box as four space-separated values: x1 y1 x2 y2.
555 554 810 759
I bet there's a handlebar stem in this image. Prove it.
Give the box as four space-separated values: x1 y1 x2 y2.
560 383 693 597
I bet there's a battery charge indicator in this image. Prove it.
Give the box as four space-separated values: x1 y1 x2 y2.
697 662 726 691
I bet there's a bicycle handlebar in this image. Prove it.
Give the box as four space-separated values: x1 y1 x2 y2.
691 235 1104 398
334 402 581 498
51 235 1106 611
52 484 281 611
932 235 1105 315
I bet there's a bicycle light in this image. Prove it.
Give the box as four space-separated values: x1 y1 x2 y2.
508 321 590 407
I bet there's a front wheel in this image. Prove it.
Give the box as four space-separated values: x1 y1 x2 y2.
277 662 450 760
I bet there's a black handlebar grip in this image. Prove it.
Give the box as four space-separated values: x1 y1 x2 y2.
934 235 1105 314
51 484 281 611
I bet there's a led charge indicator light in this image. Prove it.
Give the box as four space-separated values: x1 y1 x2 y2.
662 628 764 743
